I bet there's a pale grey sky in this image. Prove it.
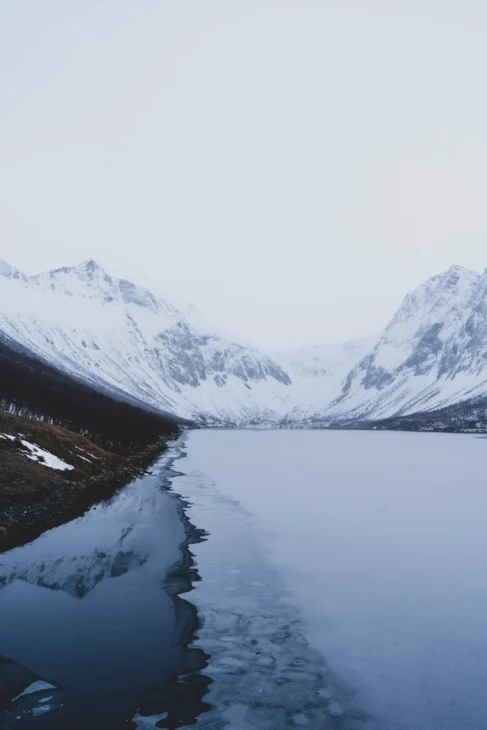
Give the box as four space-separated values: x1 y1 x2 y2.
1 1 487 349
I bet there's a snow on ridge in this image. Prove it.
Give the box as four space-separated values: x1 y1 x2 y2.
0 260 28 282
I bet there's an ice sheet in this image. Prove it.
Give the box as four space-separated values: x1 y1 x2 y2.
173 429 487 730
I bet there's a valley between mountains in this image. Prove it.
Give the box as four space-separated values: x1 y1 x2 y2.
2 259 487 430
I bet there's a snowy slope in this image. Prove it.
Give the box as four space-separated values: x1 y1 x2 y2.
326 265 487 420
0 260 298 424
276 337 377 423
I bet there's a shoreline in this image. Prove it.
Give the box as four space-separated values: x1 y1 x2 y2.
0 423 180 552
0 440 213 728
135 444 213 727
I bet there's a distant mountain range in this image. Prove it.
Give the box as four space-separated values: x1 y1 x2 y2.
1 259 487 427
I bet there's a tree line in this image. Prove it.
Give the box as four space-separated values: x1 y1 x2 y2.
0 338 182 452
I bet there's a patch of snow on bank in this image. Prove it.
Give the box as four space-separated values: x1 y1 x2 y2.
75 445 99 459
76 454 92 463
20 440 75 471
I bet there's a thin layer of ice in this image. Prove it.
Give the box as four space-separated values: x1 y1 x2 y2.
132 711 169 728
31 703 58 717
171 443 367 729
173 429 487 730
12 681 57 702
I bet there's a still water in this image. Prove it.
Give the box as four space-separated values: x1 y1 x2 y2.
0 450 208 729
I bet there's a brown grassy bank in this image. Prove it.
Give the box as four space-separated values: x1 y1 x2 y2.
0 410 179 552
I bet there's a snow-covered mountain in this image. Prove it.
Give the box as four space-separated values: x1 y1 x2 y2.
0 260 297 424
324 265 487 421
276 337 377 423
2 259 487 425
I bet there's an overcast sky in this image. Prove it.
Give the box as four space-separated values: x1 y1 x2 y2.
1 1 487 349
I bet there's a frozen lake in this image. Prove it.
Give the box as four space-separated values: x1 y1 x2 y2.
175 429 487 729
2 429 487 729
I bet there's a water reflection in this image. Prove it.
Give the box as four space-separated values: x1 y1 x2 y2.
0 454 210 729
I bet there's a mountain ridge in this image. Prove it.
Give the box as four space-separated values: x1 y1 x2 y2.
1 259 487 426
0 259 294 424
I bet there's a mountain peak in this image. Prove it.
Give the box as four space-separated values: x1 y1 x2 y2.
34 259 108 280
442 264 479 280
74 259 105 275
65 259 113 286
0 260 27 281
0 260 15 276
431 265 479 296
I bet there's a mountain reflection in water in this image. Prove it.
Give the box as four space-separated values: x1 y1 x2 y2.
0 453 210 729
